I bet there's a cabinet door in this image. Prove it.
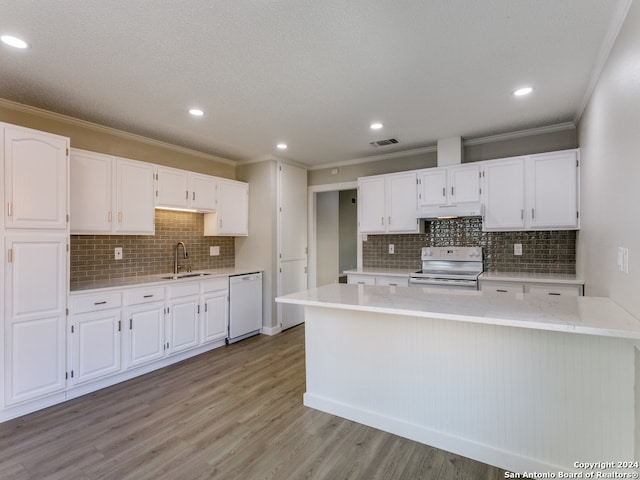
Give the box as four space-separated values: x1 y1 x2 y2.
190 173 217 212
217 179 249 236
125 303 165 368
70 149 113 234
156 166 189 209
387 172 419 233
167 296 199 354
4 125 69 230
482 158 525 231
4 234 67 405
417 168 447 207
358 176 386 233
526 151 579 230
116 158 155 234
202 292 228 343
449 164 480 204
71 311 121 385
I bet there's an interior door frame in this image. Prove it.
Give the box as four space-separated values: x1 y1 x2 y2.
307 181 359 289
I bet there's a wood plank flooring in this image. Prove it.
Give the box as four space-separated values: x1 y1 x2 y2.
0 325 507 479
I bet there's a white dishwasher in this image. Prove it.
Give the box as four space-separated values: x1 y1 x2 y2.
228 272 263 344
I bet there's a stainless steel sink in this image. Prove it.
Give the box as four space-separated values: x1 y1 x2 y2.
159 272 213 280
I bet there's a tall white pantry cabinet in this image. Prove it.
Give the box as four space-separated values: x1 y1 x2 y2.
1 123 70 410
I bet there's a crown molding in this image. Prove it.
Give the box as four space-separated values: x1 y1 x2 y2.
573 0 633 124
0 98 237 166
308 123 576 171
462 122 576 146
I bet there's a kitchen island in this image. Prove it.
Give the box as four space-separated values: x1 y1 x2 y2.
276 284 640 474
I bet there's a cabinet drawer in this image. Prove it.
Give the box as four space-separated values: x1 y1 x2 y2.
527 284 582 297
73 291 122 314
375 276 409 287
347 274 375 285
167 282 200 298
202 277 228 293
124 286 166 305
479 282 524 294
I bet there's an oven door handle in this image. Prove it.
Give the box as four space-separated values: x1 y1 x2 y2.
410 278 477 287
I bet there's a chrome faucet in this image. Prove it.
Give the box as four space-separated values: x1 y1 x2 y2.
174 241 188 274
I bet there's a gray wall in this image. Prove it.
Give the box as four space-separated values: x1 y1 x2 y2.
308 128 577 186
339 190 358 273
577 1 640 316
316 191 340 285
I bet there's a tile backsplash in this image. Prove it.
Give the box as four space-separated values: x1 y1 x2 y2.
70 210 235 285
362 217 576 274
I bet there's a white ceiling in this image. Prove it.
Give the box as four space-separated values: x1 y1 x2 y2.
0 1 631 168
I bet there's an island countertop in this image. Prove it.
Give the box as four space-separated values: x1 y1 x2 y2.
276 283 640 340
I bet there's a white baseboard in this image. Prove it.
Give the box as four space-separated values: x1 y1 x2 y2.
303 393 566 475
260 325 282 336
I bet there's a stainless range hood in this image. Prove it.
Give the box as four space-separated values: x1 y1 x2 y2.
416 136 483 220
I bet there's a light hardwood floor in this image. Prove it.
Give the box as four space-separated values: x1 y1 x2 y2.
0 325 507 479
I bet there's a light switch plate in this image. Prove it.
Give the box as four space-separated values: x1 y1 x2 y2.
114 247 123 260
210 246 220 256
388 244 394 254
514 244 522 256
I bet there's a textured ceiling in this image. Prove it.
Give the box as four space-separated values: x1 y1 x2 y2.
0 1 631 167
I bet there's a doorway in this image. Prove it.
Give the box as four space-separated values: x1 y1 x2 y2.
308 182 359 288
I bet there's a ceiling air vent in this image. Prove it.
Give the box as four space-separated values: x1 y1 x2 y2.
369 138 399 147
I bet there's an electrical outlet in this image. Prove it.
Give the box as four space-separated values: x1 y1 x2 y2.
210 246 220 256
114 247 123 260
388 244 394 254
514 244 522 256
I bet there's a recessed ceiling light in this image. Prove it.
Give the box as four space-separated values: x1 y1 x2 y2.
513 87 533 97
370 123 383 130
189 108 204 116
1 35 30 49
276 143 288 150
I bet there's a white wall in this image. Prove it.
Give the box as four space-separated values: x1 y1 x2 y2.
316 191 339 286
578 1 640 316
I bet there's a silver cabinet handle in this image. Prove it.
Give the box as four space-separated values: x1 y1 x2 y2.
532 208 535 219
442 187 445 197
381 217 384 225
520 209 524 220
193 192 196 201
451 186 454 196
186 190 189 200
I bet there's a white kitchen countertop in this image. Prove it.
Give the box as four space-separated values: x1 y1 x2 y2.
479 271 584 285
276 283 640 340
343 268 416 277
70 267 261 293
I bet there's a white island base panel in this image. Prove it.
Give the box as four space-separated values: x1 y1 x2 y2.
303 306 637 473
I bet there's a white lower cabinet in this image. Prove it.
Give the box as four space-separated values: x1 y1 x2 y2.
70 310 121 385
201 278 228 344
123 286 165 369
347 273 409 287
166 283 200 355
4 234 68 406
479 279 583 296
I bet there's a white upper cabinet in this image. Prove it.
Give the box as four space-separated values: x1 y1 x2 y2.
70 149 155 235
417 164 480 207
482 157 526 231
482 149 580 231
115 158 155 234
3 124 69 230
525 150 579 230
155 166 217 212
204 178 249 237
155 166 190 209
189 173 217 212
358 171 420 234
386 172 420 232
358 176 387 233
